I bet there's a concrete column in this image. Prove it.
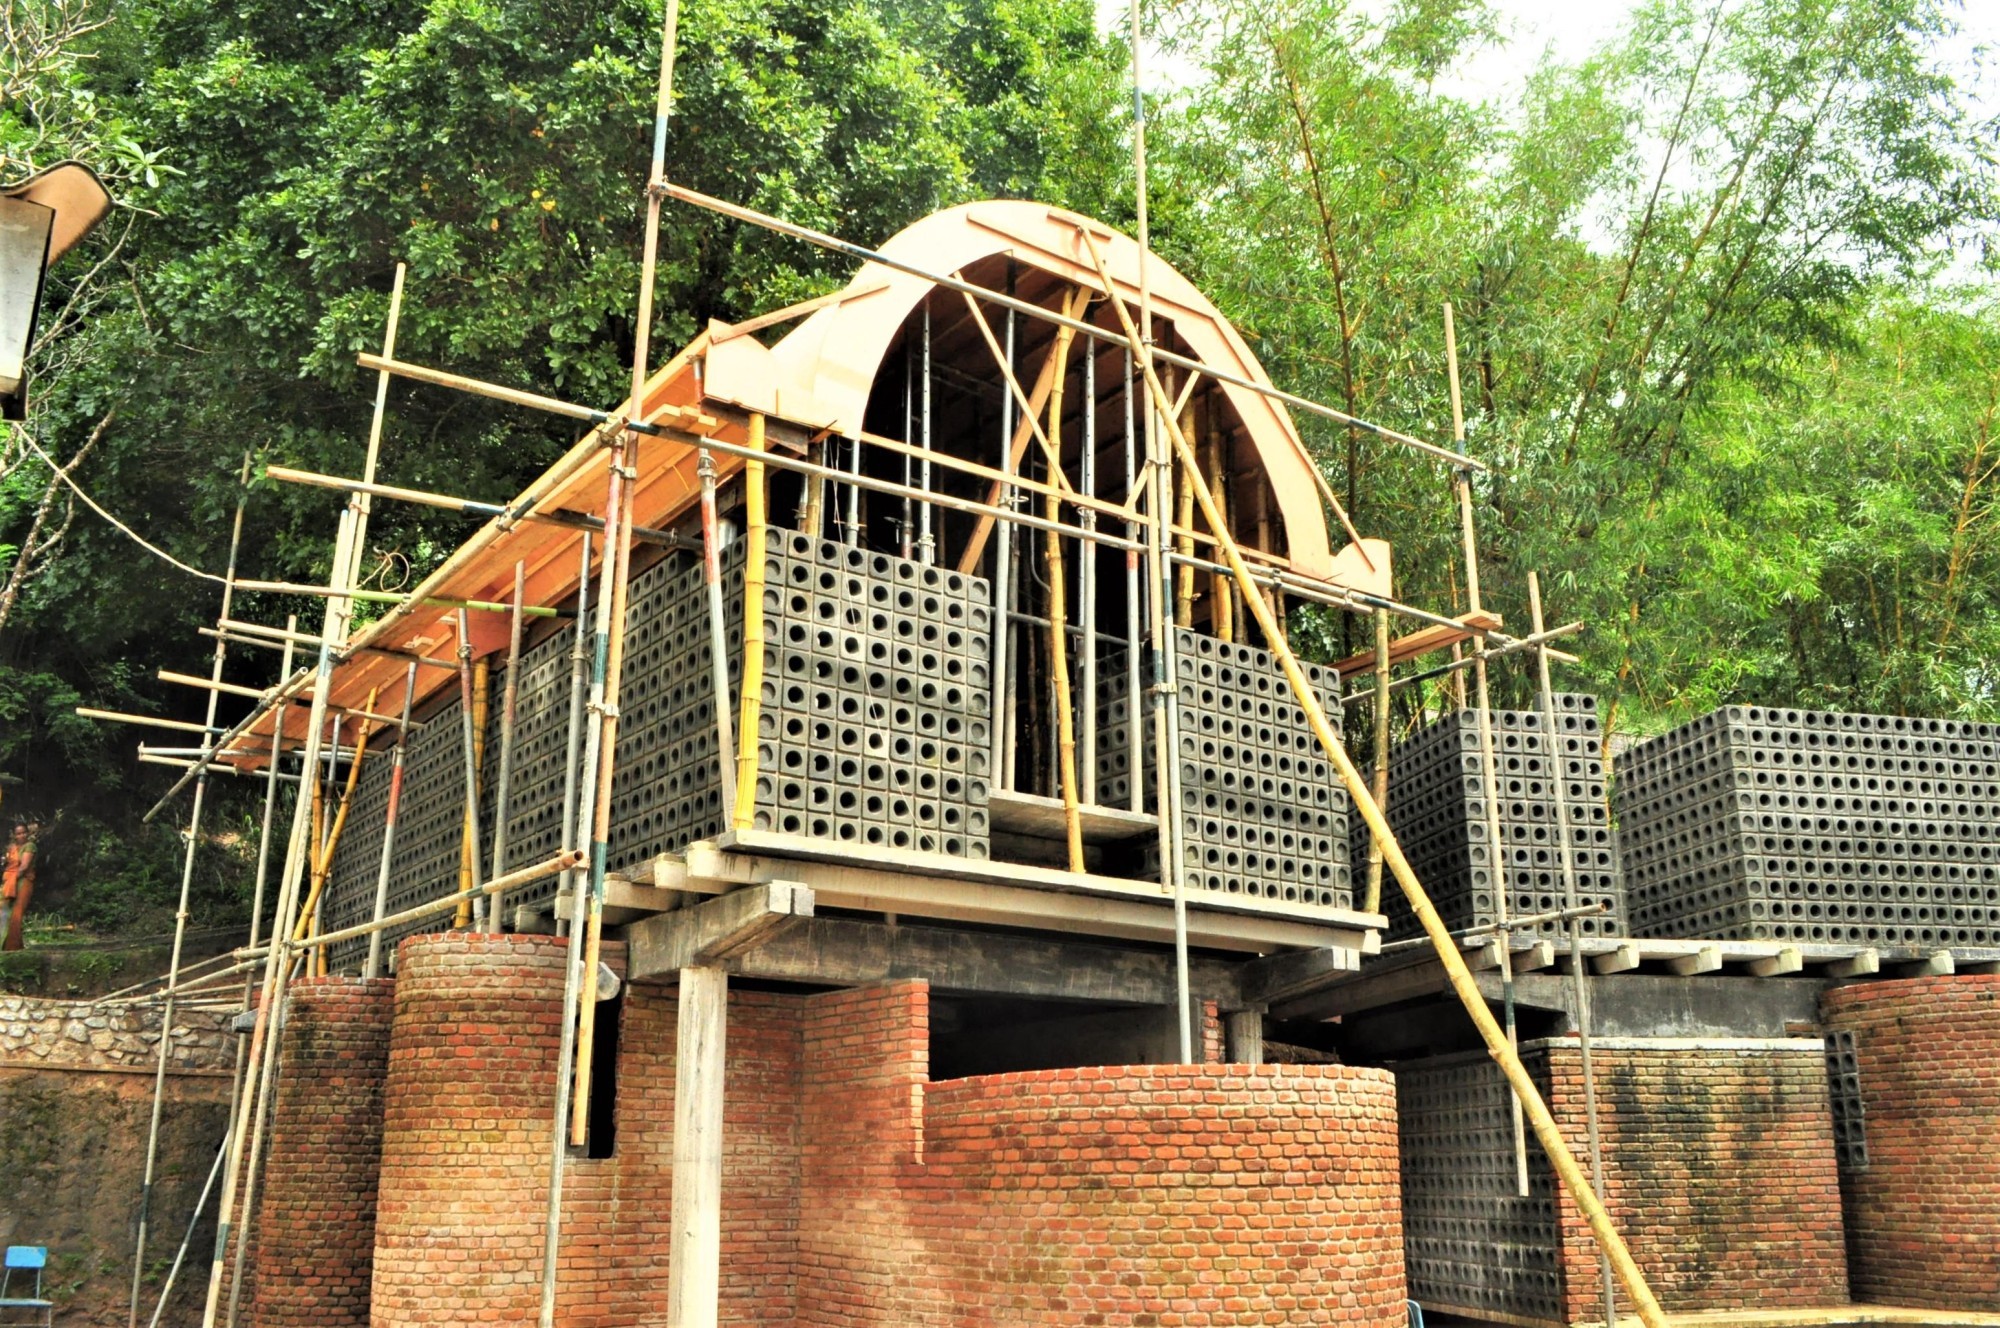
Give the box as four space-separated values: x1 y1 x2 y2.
667 965 727 1328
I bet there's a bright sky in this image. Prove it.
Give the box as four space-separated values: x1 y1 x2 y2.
1104 0 1999 120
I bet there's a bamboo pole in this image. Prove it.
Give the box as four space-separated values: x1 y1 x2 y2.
290 689 377 959
129 457 251 1328
1079 336 1098 806
233 578 563 617
697 452 738 817
733 416 767 831
1081 226 1668 1328
1444 301 1527 1197
994 305 1017 791
1531 570 1617 1328
1041 317 1085 872
572 0 682 1159
1339 620 1584 705
1206 422 1233 642
78 708 220 736
357 351 710 438
489 563 526 928
1364 607 1391 915
538 533 593 1325
290 851 579 953
263 466 692 550
364 664 420 979
142 1129 229 1328
1175 391 1196 629
344 262 406 593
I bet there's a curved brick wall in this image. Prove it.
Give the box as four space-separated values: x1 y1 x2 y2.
252 976 395 1328
373 933 568 1325
919 1064 1406 1325
1821 975 2000 1310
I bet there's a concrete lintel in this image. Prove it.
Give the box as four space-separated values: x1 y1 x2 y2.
626 882 814 981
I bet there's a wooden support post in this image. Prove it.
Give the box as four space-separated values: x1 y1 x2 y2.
1226 1009 1264 1066
666 965 726 1328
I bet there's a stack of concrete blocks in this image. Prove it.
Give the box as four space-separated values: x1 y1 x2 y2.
322 529 993 970
1095 629 1352 911
1615 705 2000 945
1366 694 1625 941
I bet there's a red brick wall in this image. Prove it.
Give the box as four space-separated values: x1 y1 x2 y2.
252 975 395 1328
1821 975 2000 1310
371 933 804 1327
1541 1040 1848 1320
797 981 1406 1327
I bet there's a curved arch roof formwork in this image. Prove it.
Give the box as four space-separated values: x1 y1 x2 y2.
764 199 1365 585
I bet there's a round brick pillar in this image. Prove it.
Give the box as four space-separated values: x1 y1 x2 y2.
371 933 567 1326
1820 975 2000 1310
251 975 396 1328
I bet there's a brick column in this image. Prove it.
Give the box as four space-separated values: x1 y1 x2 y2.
371 933 567 1325
1821 975 2000 1310
251 975 396 1328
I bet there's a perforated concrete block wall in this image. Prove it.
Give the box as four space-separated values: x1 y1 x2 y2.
1615 706 2000 945
1096 628 1353 909
1369 695 1624 942
322 531 993 968
1397 1040 1846 1325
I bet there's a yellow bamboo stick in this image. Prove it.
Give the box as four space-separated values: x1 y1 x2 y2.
733 415 767 831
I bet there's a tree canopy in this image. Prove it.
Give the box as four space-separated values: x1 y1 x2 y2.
1 0 1994 931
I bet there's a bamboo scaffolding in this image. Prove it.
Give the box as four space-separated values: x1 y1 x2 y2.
569 0 681 1172
1531 571 1616 1328
1081 224 1669 1328
211 616 458 669
733 416 767 831
1364 608 1390 915
233 578 564 618
1339 620 1584 705
453 613 486 930
1443 301 1527 1197
129 458 250 1328
364 664 420 979
142 1130 228 1328
263 466 694 549
539 533 593 1323
290 850 579 953
697 452 738 817
489 565 526 928
1041 315 1085 871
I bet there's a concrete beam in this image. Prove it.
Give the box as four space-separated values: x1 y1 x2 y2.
1237 946 1361 1008
626 882 813 981
666 914 1241 1006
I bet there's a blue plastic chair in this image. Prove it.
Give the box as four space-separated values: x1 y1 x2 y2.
0 1247 52 1328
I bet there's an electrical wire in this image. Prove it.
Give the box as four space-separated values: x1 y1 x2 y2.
17 432 231 586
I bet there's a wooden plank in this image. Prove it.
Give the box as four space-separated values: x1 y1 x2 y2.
625 882 813 977
666 964 726 1328
1822 949 1880 979
1328 609 1502 679
1747 946 1803 978
1667 944 1723 977
987 789 1155 844
1591 942 1641 975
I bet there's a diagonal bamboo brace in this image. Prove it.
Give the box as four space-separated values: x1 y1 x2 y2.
1075 225 1670 1328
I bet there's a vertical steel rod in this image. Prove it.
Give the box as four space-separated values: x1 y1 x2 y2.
131 459 250 1328
1531 570 1616 1328
900 340 914 560
363 663 420 978
918 302 934 564
1080 336 1098 806
538 533 592 1326
991 308 1016 789
843 434 861 546
222 619 294 1328
1123 348 1143 813
488 563 526 928
453 609 485 927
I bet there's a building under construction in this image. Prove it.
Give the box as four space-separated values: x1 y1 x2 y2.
49 13 2000 1328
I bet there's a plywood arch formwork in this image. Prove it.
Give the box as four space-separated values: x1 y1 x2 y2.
216 198 1385 778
